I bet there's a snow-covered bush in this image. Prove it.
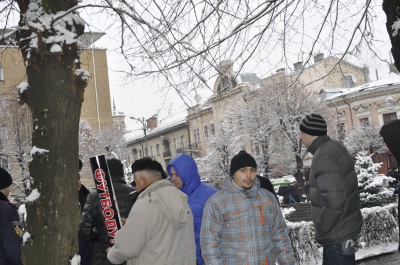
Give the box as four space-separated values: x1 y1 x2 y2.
286 204 398 264
355 151 395 208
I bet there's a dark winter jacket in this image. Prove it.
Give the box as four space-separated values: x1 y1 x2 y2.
257 175 279 204
307 135 362 245
0 192 23 265
79 184 90 213
79 176 136 265
78 184 93 265
167 154 218 265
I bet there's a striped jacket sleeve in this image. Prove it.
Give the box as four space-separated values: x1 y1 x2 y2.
270 201 296 264
200 197 223 265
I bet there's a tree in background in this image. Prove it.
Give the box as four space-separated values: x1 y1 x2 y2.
196 121 241 189
0 98 32 205
0 0 394 262
344 125 387 157
264 76 332 184
355 151 395 208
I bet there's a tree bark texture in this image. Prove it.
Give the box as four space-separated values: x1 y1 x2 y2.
16 0 86 264
383 0 400 72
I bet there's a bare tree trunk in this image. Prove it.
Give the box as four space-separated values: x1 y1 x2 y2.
16 0 86 263
383 0 400 72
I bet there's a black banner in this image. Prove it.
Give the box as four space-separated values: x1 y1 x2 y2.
89 155 122 246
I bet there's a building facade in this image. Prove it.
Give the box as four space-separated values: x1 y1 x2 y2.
325 73 400 173
125 55 369 171
0 32 113 132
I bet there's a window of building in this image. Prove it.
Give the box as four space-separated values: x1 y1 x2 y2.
383 112 397 124
174 138 178 150
139 150 142 158
196 128 201 144
150 146 154 158
193 130 198 144
156 144 160 156
132 148 138 160
204 125 208 138
180 136 185 148
341 75 355 88
359 117 369 127
338 123 346 141
210 123 215 136
0 65 4 81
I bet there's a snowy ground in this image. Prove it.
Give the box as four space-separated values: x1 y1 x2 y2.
299 242 398 265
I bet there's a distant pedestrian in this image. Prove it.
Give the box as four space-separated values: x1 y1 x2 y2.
304 181 310 203
0 167 23 265
299 114 362 265
288 183 297 204
79 159 136 265
201 150 295 264
167 153 218 265
107 157 196 264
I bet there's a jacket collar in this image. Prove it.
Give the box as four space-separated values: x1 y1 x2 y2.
0 191 16 208
223 173 260 197
0 191 8 201
138 179 174 199
307 135 331 155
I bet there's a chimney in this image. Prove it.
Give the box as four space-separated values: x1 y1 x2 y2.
294 62 303 71
313 53 324 63
146 115 158 130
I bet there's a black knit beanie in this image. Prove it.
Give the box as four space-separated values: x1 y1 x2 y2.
300 114 327 136
107 158 124 177
131 157 168 179
0 167 12 190
230 151 257 176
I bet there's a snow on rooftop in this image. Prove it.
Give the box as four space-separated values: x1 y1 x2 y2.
124 109 188 143
326 72 400 101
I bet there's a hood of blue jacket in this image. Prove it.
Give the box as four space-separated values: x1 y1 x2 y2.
167 153 201 195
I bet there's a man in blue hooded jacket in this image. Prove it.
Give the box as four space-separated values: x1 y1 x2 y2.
167 153 217 265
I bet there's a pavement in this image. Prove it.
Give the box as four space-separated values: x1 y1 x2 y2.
356 250 400 265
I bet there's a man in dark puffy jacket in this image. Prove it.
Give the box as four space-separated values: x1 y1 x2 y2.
0 167 23 265
79 158 135 265
299 114 362 265
167 153 217 265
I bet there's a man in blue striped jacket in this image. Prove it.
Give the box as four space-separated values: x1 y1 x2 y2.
200 150 295 265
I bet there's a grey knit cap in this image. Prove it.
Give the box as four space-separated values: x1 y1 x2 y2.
300 114 327 136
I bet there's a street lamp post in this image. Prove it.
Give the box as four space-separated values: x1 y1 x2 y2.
130 116 148 157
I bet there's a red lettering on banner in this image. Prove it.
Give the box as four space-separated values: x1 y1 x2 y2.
98 181 107 191
95 169 106 182
108 228 118 239
93 162 120 245
100 197 112 209
105 218 117 230
103 208 115 219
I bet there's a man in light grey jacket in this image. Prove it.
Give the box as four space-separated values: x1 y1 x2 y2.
107 158 196 265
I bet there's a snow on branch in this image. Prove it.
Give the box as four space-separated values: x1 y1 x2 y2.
16 82 30 94
75 68 91 82
25 188 40 202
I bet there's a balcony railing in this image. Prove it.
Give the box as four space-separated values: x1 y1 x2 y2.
188 142 202 151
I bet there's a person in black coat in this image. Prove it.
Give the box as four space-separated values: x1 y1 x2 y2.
78 159 93 265
79 158 136 265
0 167 23 265
256 175 279 205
